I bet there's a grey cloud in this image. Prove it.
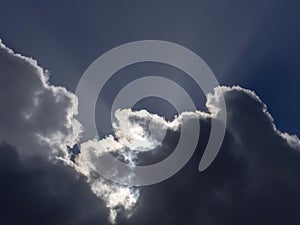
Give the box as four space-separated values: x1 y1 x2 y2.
117 86 300 225
75 86 300 224
0 40 81 159
1 38 300 225
0 40 135 224
0 141 110 225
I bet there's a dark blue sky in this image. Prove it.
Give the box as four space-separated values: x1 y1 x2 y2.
0 0 299 135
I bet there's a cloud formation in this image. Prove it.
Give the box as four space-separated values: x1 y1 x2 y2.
75 108 210 222
75 85 300 223
0 141 110 225
0 39 81 159
115 86 300 225
0 40 136 223
1 39 300 225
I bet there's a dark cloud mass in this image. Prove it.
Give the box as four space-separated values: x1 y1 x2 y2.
0 37 300 225
117 87 300 225
0 142 109 225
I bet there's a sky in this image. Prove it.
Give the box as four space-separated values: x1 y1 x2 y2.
0 1 300 225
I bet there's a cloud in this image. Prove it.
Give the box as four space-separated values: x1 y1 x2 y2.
1 39 300 225
0 40 138 224
0 39 141 224
73 85 300 224
114 86 300 225
0 141 110 225
75 108 210 222
0 39 81 159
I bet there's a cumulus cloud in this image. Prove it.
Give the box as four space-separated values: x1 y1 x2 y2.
1 39 300 225
75 107 211 222
58 83 300 223
0 39 81 159
0 40 142 224
0 141 110 225
0 39 112 225
114 86 300 225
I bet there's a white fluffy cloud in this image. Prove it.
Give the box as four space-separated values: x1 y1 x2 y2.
75 107 210 223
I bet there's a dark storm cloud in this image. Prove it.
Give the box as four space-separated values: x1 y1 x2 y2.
0 141 110 225
117 87 300 225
